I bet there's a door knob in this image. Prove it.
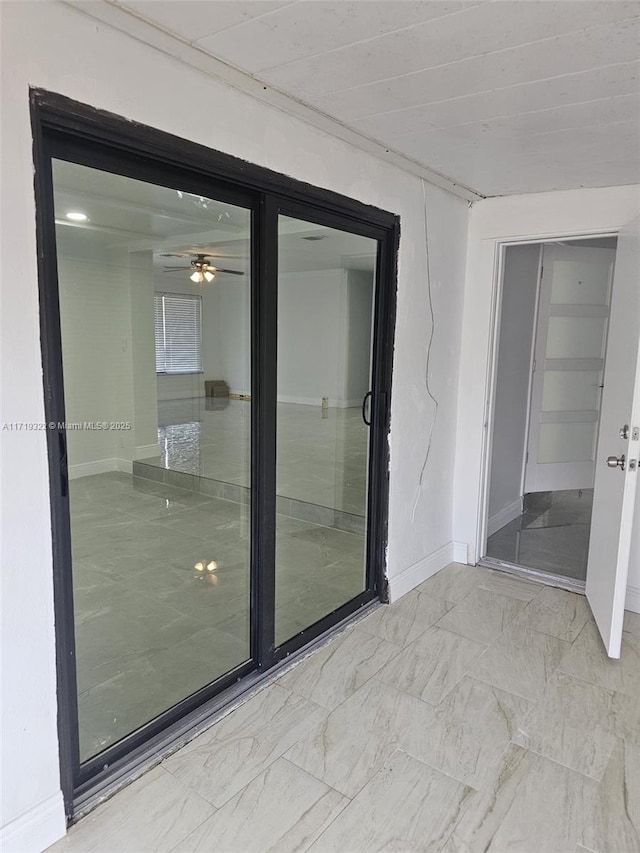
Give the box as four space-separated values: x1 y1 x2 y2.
607 454 625 470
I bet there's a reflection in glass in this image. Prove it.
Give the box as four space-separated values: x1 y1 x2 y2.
52 160 252 761
275 216 377 645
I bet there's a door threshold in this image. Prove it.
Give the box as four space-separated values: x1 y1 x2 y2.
479 557 586 595
72 599 381 823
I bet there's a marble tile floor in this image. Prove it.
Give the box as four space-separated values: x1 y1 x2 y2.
148 397 369 515
486 489 594 581
69 471 366 762
51 562 640 853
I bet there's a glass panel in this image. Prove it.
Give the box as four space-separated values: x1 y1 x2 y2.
545 316 608 359
550 260 611 305
541 370 602 412
52 160 252 762
538 422 597 463
275 216 376 645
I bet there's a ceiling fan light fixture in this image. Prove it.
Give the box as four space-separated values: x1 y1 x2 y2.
163 253 243 280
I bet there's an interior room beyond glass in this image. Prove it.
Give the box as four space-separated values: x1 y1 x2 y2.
50 159 381 771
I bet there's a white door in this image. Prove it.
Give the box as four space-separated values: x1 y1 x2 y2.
525 244 616 493
587 218 640 658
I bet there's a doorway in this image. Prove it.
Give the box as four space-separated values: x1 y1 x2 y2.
483 236 617 586
32 92 398 815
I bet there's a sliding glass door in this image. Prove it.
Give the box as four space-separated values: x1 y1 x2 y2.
34 93 397 811
275 215 377 644
51 160 254 767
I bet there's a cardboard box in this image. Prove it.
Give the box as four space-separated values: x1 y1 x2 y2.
205 380 230 398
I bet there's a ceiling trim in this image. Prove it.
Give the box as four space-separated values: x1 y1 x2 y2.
62 0 483 203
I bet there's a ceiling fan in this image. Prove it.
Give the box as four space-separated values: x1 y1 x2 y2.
161 253 245 284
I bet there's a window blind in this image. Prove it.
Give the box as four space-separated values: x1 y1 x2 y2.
154 292 202 374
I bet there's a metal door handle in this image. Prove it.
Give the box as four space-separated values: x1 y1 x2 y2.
361 391 372 426
607 454 625 470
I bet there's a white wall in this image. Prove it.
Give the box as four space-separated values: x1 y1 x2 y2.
57 255 127 472
57 237 158 475
278 268 348 407
130 254 160 459
389 181 470 592
0 2 469 848
487 245 540 532
453 185 640 606
278 267 374 408
344 270 374 404
212 278 252 397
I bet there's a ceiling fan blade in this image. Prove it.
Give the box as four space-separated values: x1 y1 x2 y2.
160 253 191 258
194 252 245 259
211 267 245 276
163 267 189 272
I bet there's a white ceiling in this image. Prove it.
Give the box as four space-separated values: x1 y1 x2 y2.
86 1 640 196
54 159 375 275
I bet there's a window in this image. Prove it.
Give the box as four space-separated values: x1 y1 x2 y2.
154 292 202 374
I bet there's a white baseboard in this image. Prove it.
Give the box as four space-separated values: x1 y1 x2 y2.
452 541 469 564
157 393 206 402
487 498 522 537
626 585 640 614
277 395 321 406
135 444 160 460
388 542 456 602
0 791 66 853
69 457 131 479
69 458 117 480
154 392 360 408
114 457 132 475
276 395 361 408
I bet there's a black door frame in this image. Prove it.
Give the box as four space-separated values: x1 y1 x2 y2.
31 89 399 816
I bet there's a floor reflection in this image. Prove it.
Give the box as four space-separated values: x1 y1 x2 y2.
150 398 368 515
71 471 365 761
486 489 593 581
